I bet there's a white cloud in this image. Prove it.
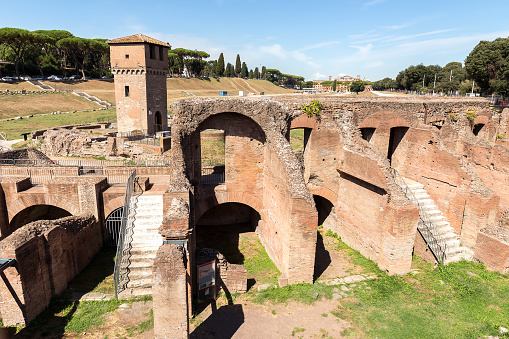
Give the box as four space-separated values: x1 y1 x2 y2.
299 41 341 52
383 29 456 43
259 44 288 60
313 72 327 80
350 44 373 56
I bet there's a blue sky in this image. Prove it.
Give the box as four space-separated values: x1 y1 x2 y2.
2 0 509 81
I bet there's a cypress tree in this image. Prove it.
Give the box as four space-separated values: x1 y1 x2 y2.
235 54 241 77
240 62 248 78
216 53 225 76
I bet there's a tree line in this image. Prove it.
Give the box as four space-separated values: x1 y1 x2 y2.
0 27 307 87
373 37 509 96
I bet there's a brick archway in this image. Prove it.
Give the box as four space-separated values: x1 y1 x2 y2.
103 196 126 220
307 184 338 207
7 195 79 224
290 113 318 130
195 190 263 223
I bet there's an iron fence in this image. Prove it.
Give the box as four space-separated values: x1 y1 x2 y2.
113 170 137 298
0 158 170 167
392 168 447 264
202 165 225 185
0 165 137 186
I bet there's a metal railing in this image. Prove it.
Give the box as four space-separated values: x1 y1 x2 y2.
202 165 225 185
113 170 137 298
0 158 170 167
0 165 137 186
392 168 447 264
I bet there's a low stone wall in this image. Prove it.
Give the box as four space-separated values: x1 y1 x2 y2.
0 214 102 326
474 231 509 274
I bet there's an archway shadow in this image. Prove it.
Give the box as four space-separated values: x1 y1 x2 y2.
313 232 331 281
190 304 244 339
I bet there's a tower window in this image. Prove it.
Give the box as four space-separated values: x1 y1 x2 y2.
125 86 130 97
159 46 164 60
125 54 129 59
150 45 156 59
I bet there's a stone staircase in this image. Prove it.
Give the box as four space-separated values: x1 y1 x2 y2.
28 80 54 90
402 178 473 264
74 91 112 107
120 193 164 297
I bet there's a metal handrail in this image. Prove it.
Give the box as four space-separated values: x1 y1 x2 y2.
113 170 137 298
392 168 447 264
0 158 171 167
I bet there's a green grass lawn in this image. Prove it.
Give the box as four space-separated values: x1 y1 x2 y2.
290 128 305 152
0 108 116 140
251 229 509 338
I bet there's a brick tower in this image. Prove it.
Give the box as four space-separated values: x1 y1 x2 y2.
107 34 170 135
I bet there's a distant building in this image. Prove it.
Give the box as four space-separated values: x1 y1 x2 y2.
107 34 171 135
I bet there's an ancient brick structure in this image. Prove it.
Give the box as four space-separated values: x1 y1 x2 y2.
0 214 102 326
2 86 509 334
107 34 170 135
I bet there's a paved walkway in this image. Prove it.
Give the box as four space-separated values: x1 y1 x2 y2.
0 138 23 150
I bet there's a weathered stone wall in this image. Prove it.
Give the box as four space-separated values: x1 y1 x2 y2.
0 214 102 326
474 232 509 274
152 244 189 339
0 177 106 237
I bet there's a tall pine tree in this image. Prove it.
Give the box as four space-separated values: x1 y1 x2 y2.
235 54 241 77
216 53 225 76
240 62 248 78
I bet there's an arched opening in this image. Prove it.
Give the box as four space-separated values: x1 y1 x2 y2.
194 112 266 187
104 206 124 247
154 111 162 132
196 202 277 289
9 205 72 235
473 123 485 136
200 129 225 185
388 126 409 165
360 127 376 142
313 195 335 281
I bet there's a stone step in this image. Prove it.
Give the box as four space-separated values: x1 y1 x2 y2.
420 204 437 211
417 198 434 205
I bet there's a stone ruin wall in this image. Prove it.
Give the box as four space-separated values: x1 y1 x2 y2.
0 214 102 326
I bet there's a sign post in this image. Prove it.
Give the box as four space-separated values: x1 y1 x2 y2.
197 260 216 301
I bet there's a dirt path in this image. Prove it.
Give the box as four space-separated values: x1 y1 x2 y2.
190 299 352 338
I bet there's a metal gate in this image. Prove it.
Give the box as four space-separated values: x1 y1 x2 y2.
105 207 123 247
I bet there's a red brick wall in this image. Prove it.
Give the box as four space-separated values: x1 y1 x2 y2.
0 214 102 326
474 232 509 274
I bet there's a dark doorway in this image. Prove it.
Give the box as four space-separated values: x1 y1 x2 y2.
196 203 260 264
154 111 162 132
473 123 485 136
313 195 335 281
360 127 376 142
314 195 334 226
387 127 409 165
9 205 72 235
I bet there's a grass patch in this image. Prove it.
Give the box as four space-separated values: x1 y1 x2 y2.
290 128 305 152
337 259 509 338
201 137 225 162
291 327 306 336
240 236 280 285
0 92 100 120
0 108 116 140
125 309 154 337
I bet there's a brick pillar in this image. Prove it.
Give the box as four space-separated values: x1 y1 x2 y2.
378 202 419 274
460 193 500 248
153 244 189 339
